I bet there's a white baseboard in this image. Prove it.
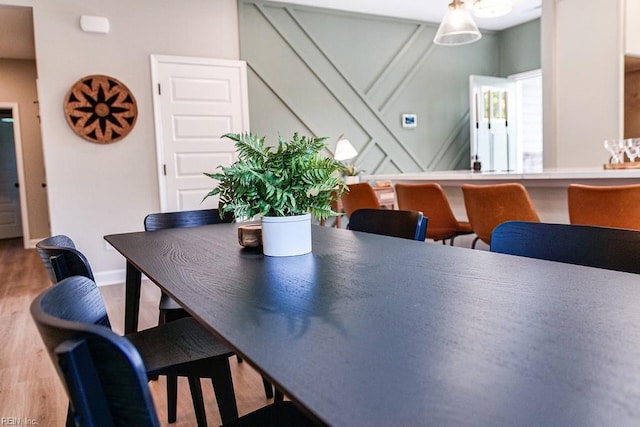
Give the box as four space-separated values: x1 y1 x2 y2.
94 269 126 286
93 269 150 287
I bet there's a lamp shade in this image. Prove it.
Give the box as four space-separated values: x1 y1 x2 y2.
433 0 482 46
334 135 358 161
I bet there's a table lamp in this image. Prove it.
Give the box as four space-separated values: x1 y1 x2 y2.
334 135 358 161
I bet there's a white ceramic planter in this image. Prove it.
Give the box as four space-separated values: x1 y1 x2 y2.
261 213 312 256
344 175 361 184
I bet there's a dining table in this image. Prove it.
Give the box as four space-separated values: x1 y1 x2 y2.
105 224 640 426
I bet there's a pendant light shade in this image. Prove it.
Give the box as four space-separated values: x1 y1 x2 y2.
433 0 482 46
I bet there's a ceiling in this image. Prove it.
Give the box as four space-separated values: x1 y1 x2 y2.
269 0 542 31
0 1 542 61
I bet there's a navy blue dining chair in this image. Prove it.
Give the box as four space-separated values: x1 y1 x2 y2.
31 277 161 427
35 237 238 427
30 276 316 427
490 221 640 274
143 209 275 401
348 208 428 241
143 209 234 325
36 235 92 284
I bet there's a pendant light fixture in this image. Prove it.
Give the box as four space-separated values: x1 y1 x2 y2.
433 0 482 46
473 0 513 18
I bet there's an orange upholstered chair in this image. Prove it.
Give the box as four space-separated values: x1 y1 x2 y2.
568 184 640 230
395 183 473 245
462 183 540 248
340 182 380 218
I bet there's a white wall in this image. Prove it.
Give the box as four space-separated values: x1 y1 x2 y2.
544 0 624 167
541 0 556 167
0 0 239 281
627 0 640 56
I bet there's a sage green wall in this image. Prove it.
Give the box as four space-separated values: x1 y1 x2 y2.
239 0 504 174
498 19 541 77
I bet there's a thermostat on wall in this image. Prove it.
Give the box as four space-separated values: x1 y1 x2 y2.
80 16 110 34
402 114 417 128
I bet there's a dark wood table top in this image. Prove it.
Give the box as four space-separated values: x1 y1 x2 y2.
105 224 640 426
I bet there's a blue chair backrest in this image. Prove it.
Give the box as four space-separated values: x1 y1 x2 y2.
144 209 233 231
36 235 94 283
491 221 640 274
30 276 159 426
348 208 428 241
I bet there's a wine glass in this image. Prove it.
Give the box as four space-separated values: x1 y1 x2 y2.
625 138 640 163
604 139 624 164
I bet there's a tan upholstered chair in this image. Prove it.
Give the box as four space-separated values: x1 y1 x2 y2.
340 182 380 218
568 184 640 230
462 183 540 248
395 183 473 245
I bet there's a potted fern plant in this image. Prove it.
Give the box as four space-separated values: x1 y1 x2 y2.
203 132 346 256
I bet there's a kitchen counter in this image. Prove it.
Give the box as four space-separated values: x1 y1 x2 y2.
364 167 640 187
362 168 640 248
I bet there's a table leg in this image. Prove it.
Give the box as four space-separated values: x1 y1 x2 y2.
124 261 142 334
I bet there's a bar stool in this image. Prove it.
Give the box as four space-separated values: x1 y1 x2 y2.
395 183 473 245
568 184 640 230
340 182 380 218
462 183 540 248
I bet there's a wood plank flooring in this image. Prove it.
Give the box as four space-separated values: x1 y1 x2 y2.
0 237 274 426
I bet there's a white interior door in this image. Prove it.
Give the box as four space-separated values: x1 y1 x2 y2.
470 75 517 172
151 55 250 212
0 112 23 239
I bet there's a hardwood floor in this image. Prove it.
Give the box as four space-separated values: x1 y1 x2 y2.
0 237 273 426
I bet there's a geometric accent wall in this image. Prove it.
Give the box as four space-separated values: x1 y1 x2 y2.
239 1 503 173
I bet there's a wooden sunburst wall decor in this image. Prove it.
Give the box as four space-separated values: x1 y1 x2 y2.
64 75 138 144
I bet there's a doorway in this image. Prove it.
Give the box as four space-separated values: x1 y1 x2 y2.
470 71 543 173
0 5 51 248
0 108 23 239
470 75 517 172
